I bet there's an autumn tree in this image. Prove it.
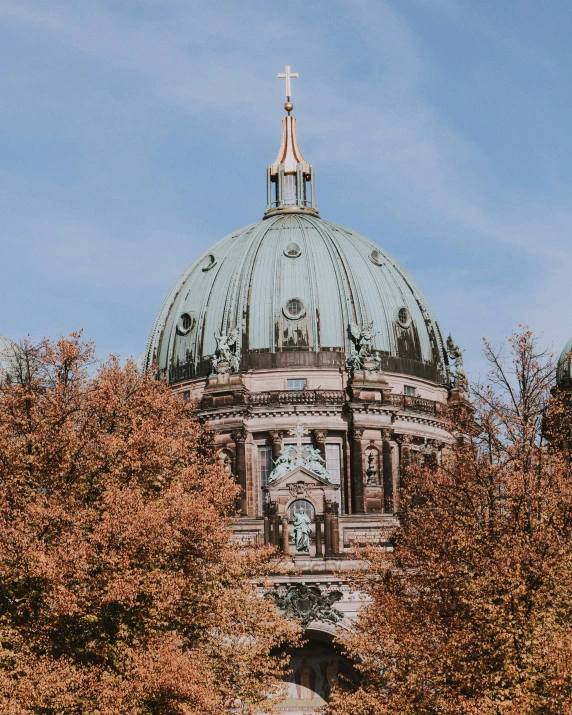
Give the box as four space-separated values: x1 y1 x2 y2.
330 329 572 715
0 335 295 714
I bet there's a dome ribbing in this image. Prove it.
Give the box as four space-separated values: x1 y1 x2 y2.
144 214 448 384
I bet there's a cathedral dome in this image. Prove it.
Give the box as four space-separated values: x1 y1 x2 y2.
144 77 449 387
557 336 572 387
144 214 447 384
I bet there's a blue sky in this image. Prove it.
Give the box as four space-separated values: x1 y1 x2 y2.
1 0 571 380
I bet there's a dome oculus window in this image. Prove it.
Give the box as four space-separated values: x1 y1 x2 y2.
396 307 411 328
284 242 301 258
201 254 217 272
282 297 306 320
369 249 384 266
177 312 197 336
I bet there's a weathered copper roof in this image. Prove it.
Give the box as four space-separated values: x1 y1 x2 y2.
143 213 448 381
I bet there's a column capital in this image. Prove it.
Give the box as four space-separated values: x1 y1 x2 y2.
231 429 247 444
350 425 365 440
381 428 394 441
269 430 284 442
313 429 328 442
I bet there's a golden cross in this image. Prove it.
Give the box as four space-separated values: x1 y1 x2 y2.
277 64 299 99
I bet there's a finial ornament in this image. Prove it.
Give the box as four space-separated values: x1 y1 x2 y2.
277 64 299 100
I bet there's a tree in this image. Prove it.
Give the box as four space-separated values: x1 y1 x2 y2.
0 335 296 714
330 329 572 715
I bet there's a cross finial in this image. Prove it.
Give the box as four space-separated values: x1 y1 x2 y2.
289 419 309 449
277 64 299 100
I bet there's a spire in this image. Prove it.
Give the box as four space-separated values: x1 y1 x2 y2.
264 65 319 217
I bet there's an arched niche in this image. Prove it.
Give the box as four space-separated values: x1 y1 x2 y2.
275 634 358 714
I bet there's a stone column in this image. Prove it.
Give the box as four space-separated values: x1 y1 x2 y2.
281 515 289 554
231 429 248 515
269 430 283 461
324 499 340 557
350 425 365 513
381 429 394 513
313 429 328 460
315 515 323 557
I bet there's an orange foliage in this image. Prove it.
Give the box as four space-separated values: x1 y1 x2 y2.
330 329 572 715
0 335 296 714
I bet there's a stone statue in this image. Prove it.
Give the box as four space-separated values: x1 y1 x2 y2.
211 328 241 373
446 334 468 390
267 420 332 483
292 509 312 553
366 451 378 485
347 321 381 371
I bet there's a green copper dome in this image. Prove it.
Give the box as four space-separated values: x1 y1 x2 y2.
144 213 448 383
144 90 449 385
557 336 572 387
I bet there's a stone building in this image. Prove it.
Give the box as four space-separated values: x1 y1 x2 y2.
142 67 470 712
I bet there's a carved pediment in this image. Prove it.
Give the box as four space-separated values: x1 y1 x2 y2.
269 465 332 488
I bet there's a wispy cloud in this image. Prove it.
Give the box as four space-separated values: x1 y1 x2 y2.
0 0 570 375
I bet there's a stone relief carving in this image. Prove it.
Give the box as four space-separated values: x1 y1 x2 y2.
347 321 381 371
446 334 468 391
271 582 343 626
210 328 241 373
268 421 331 483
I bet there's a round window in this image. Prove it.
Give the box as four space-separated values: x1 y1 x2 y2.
284 242 301 258
201 254 216 272
369 249 383 265
282 297 306 320
397 307 411 328
177 312 197 335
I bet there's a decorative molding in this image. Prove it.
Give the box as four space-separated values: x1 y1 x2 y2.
270 583 343 626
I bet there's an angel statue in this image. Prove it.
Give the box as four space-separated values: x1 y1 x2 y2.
347 321 380 371
292 509 312 553
446 334 467 389
268 445 295 483
211 327 241 373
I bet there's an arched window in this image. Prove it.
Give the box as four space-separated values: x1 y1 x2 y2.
288 499 315 520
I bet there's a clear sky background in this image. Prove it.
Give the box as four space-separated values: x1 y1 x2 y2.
1 0 571 380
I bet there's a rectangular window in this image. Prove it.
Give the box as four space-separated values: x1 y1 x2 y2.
404 385 416 396
326 444 342 485
287 378 307 391
258 445 273 488
181 390 190 401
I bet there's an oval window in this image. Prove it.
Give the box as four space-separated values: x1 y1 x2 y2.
369 249 383 265
284 242 301 258
397 307 411 328
282 297 306 320
201 254 216 272
177 312 197 335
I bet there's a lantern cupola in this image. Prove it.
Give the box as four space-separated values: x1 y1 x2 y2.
265 65 318 217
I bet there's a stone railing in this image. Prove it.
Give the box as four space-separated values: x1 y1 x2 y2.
199 388 441 416
248 389 346 406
